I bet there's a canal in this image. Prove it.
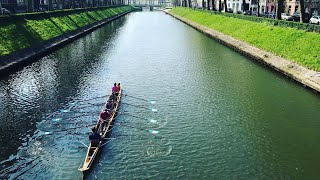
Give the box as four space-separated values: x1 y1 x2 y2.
1 11 320 179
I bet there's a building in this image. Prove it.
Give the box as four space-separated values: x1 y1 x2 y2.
1 0 18 12
266 0 276 13
305 0 320 15
259 0 267 13
227 0 241 12
284 0 299 14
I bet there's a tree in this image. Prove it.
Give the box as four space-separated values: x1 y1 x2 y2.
219 0 221 11
28 0 34 12
0 1 3 15
242 0 245 11
172 0 179 6
34 0 40 11
207 0 210 10
202 0 205 9
300 0 306 22
223 0 227 11
188 0 191 7
211 0 215 11
276 0 284 20
257 0 260 16
48 0 53 10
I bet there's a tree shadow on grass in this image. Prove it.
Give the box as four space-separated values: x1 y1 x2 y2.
67 16 81 29
87 11 104 21
49 18 67 34
11 22 43 51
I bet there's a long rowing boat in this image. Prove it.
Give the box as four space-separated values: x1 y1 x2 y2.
78 86 122 172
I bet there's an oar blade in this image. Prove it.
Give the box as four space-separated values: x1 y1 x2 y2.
41 131 52 135
52 118 62 122
148 130 159 134
60 109 70 113
150 100 156 104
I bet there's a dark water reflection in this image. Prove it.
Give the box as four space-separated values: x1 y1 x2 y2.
1 11 320 179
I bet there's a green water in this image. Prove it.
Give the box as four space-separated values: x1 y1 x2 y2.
0 11 320 179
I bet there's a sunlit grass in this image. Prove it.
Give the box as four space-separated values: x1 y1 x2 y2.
0 24 30 55
170 7 320 71
0 6 133 56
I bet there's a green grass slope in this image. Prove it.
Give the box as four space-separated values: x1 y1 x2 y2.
170 8 320 71
0 6 133 56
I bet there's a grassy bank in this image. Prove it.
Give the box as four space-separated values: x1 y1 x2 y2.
170 8 320 71
0 6 133 56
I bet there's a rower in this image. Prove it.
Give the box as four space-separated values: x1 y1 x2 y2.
109 93 117 102
112 83 119 96
117 83 121 91
99 110 111 131
106 100 114 110
89 127 101 147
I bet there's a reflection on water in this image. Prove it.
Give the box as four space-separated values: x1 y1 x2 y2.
1 11 320 179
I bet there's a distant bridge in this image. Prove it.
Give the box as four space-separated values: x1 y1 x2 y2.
128 0 172 7
133 4 164 7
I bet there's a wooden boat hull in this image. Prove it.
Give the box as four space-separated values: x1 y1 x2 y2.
79 87 122 172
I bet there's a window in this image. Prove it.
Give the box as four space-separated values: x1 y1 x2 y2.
0 0 8 4
288 6 291 13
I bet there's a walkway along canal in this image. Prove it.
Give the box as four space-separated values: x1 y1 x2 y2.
1 11 320 179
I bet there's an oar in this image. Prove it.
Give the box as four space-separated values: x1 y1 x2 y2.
100 138 116 147
40 123 96 135
122 94 156 104
73 102 105 109
57 102 106 114
121 102 157 112
120 113 157 123
79 140 89 148
46 112 124 135
50 112 98 122
116 123 160 134
73 94 110 103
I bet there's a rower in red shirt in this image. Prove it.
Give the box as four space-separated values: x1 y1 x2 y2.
99 110 110 131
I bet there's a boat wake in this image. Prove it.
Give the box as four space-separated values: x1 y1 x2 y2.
0 101 100 179
144 136 172 158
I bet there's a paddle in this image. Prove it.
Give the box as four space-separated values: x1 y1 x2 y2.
72 102 105 110
50 113 98 122
121 102 157 112
72 94 110 103
120 113 157 123
39 123 97 135
122 93 156 104
116 123 159 134
45 111 124 135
